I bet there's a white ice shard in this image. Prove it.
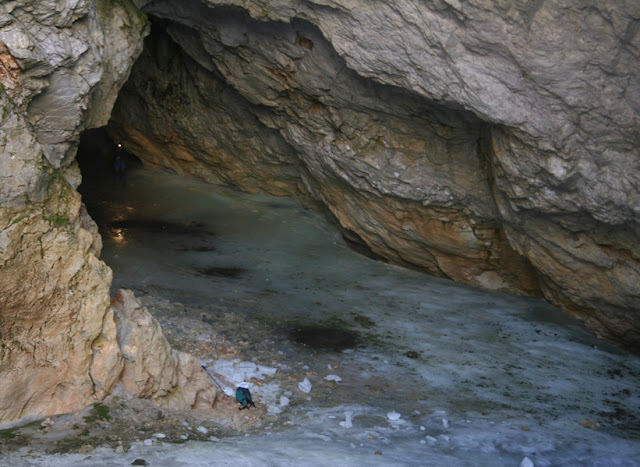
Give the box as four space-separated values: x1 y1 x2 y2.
298 378 312 393
339 411 354 428
387 411 401 421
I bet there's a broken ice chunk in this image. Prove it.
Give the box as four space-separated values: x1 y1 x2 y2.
339 411 354 428
298 377 312 393
212 358 277 385
325 374 342 382
387 411 401 421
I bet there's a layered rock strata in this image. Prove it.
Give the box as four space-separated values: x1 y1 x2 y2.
0 0 215 423
109 0 639 350
1 0 638 424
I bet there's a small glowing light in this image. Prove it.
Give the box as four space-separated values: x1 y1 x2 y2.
112 228 126 246
117 143 122 149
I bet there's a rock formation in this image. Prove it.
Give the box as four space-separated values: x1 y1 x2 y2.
0 0 215 423
108 289 216 411
109 0 640 351
0 0 638 423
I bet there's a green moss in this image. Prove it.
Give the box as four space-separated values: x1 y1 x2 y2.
94 402 111 420
10 214 29 226
45 165 71 194
95 403 111 421
50 435 96 454
39 165 77 227
84 402 111 423
0 427 18 439
21 420 46 430
43 214 69 226
110 396 128 411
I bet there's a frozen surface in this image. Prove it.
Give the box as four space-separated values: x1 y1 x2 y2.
16 164 637 466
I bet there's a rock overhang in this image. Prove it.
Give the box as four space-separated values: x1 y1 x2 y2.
111 0 639 352
1 0 639 428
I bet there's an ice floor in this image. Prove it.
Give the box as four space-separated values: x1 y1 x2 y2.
35 164 640 465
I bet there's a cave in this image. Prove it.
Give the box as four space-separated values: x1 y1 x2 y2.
105 10 544 293
2 0 640 464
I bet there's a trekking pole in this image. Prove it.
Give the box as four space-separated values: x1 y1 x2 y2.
200 364 228 395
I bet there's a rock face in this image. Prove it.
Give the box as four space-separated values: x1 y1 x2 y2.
108 0 640 351
110 289 217 411
0 0 638 422
0 0 215 422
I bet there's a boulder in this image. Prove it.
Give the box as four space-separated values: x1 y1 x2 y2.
111 289 216 411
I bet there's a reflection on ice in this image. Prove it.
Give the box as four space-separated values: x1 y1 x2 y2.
71 165 640 466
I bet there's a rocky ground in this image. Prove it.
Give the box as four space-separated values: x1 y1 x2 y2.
5 165 638 465
0 292 354 461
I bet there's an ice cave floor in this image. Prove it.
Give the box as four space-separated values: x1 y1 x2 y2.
2 165 639 467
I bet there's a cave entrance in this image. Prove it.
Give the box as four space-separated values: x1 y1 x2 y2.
76 123 369 350
76 128 138 183
73 133 640 462
70 9 640 462
76 127 143 240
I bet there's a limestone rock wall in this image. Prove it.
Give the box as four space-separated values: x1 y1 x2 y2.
0 0 215 423
111 289 216 411
109 0 639 351
1 0 638 424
